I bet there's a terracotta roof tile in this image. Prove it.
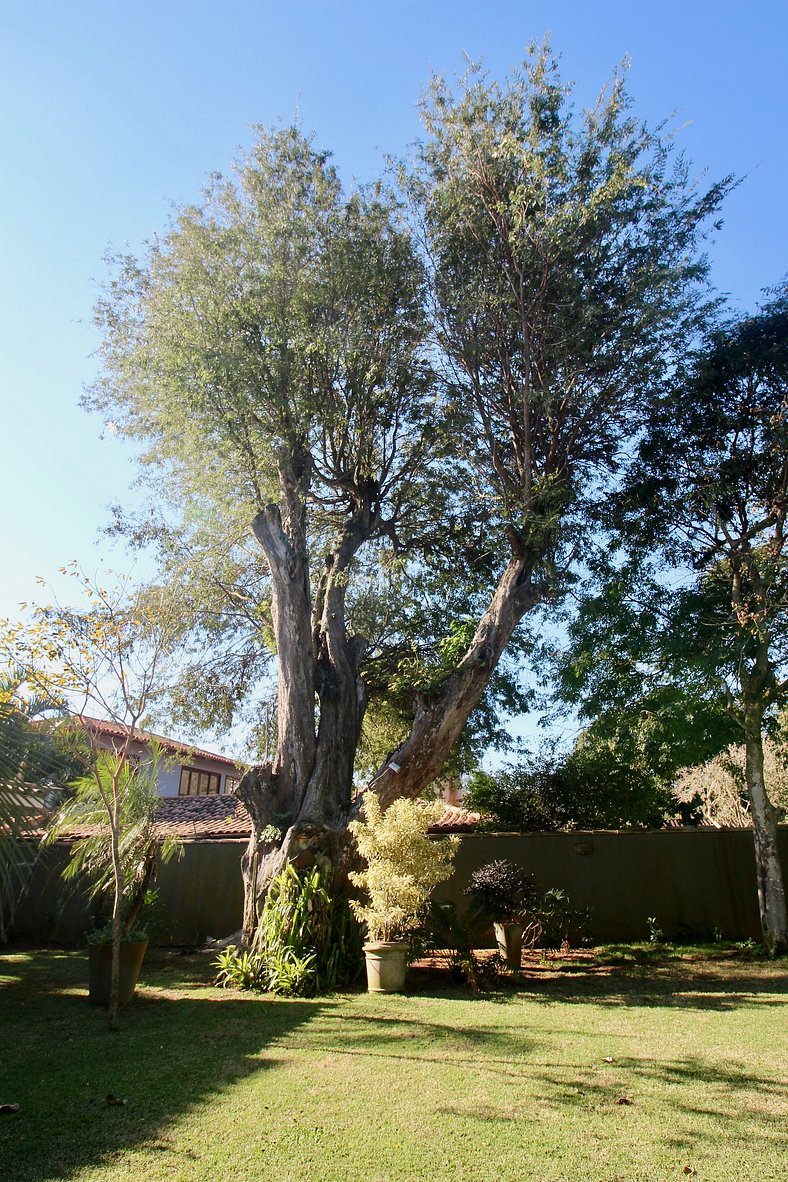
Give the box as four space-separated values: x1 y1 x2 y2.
154 795 251 840
76 716 240 769
428 803 482 833
33 793 480 842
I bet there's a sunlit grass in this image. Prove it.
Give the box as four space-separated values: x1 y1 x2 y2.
1 946 786 1181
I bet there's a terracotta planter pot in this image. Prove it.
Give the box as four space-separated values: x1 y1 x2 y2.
363 940 408 992
88 939 149 1006
494 922 524 970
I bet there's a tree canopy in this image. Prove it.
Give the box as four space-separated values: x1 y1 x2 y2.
558 284 788 950
84 45 730 943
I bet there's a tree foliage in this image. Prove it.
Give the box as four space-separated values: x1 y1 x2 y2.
85 49 730 947
413 46 727 556
44 745 182 935
0 676 82 942
557 284 788 950
673 738 788 827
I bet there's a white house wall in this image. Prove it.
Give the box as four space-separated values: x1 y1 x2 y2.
156 753 234 797
94 735 236 797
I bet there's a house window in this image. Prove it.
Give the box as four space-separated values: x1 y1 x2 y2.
225 774 240 795
179 766 221 796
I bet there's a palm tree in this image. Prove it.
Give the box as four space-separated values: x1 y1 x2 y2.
0 676 76 941
45 741 182 935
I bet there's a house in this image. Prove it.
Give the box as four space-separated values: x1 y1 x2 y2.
77 716 242 798
58 717 480 839
150 794 481 842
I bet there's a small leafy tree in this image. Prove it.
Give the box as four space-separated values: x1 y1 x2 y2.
464 859 538 923
1 568 181 1025
45 744 182 935
348 793 458 942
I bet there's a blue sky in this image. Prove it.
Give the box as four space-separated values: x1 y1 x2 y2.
1 0 786 745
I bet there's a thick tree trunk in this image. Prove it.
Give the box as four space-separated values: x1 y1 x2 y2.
251 507 316 805
371 545 541 808
239 504 372 943
743 708 788 954
300 532 369 827
240 501 543 944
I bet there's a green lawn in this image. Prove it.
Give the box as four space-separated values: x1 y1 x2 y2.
1 946 786 1182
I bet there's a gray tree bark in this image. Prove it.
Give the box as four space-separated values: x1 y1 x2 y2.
743 706 788 954
370 543 541 808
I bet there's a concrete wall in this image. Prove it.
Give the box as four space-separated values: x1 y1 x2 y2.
9 827 788 947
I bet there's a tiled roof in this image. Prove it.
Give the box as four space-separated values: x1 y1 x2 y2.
428 803 482 832
155 795 251 839
76 716 240 769
153 796 480 840
37 793 481 842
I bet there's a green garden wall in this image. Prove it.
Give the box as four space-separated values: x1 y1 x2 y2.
438 828 788 943
9 840 247 947
9 827 788 947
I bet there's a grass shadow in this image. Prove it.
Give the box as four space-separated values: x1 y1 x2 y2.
0 947 321 1182
407 948 788 1011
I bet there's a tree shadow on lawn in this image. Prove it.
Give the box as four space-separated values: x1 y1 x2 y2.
0 947 321 1182
407 952 788 1011
437 1054 788 1148
515 969 788 1010
297 1008 543 1076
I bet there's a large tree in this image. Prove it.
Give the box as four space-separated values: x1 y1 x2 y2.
92 127 449 932
560 285 788 951
368 47 728 807
90 49 728 941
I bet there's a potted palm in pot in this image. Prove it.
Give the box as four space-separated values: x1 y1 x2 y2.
349 793 458 992
464 859 538 969
46 743 181 1014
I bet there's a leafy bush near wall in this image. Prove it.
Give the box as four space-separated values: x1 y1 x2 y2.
214 862 363 996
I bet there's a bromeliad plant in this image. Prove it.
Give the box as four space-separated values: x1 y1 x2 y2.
348 792 458 943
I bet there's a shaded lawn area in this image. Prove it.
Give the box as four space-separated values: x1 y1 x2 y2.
1 946 786 1182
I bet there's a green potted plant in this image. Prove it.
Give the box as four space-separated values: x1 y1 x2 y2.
86 917 151 1007
46 744 181 1012
464 859 538 969
349 792 458 992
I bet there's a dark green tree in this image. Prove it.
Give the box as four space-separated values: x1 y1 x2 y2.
466 687 736 831
560 284 788 951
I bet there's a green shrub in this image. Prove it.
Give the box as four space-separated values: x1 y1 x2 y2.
213 861 362 996
420 899 490 986
464 859 538 923
537 888 593 949
348 793 458 942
